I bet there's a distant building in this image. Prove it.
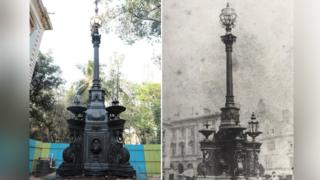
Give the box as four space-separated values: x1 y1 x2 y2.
30 0 52 82
257 99 294 178
162 113 220 179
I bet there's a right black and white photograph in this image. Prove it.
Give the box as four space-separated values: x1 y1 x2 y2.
162 0 293 180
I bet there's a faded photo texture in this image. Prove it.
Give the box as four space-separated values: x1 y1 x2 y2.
162 0 293 179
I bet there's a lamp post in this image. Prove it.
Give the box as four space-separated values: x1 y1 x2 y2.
247 113 262 142
90 15 102 89
82 0 110 175
220 3 237 107
198 3 263 180
246 113 262 177
219 3 240 128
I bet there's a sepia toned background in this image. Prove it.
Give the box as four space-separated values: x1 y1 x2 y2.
162 0 293 179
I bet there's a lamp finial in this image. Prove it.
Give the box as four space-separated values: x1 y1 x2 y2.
94 0 100 15
251 112 256 120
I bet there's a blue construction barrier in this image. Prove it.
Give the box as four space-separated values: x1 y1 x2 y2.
29 139 159 180
125 144 147 180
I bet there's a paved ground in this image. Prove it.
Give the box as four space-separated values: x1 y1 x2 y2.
30 173 159 180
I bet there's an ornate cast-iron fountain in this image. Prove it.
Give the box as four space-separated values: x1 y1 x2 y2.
57 0 136 178
198 3 263 180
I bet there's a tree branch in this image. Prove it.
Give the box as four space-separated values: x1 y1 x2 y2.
128 9 161 23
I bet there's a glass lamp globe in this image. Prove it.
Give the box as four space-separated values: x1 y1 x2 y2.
248 113 258 133
219 3 237 32
90 16 102 28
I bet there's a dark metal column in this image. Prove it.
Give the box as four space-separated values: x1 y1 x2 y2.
92 25 101 89
222 33 236 107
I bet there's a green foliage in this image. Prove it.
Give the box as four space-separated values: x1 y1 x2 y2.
101 0 161 44
29 52 69 142
118 82 160 144
70 60 108 104
130 83 161 143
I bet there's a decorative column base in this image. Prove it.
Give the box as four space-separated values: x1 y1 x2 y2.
196 176 216 180
56 163 83 177
235 176 246 180
214 175 232 180
196 175 246 180
247 177 261 180
105 164 136 179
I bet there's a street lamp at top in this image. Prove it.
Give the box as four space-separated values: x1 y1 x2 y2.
219 3 237 33
247 112 262 142
90 16 102 29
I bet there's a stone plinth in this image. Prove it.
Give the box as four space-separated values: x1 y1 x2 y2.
196 175 246 180
196 176 216 180
56 175 134 180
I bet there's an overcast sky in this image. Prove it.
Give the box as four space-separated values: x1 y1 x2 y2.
162 0 293 121
40 0 161 87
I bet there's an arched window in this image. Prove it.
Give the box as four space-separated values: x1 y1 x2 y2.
179 142 185 156
178 163 184 174
170 143 176 157
188 140 195 155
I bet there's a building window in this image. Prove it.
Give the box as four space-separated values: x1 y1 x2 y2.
170 143 176 157
178 163 184 174
172 129 176 140
271 128 275 135
289 156 293 169
288 141 293 153
190 127 195 138
265 156 273 169
181 128 185 138
162 130 166 155
179 142 185 156
188 140 195 155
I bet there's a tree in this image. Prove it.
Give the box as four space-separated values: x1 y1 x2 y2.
135 83 161 143
101 0 161 44
29 52 68 142
119 82 160 144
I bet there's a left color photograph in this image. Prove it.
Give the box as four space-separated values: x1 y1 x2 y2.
29 0 161 179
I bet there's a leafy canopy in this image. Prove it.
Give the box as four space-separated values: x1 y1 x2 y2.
101 0 161 44
29 52 69 142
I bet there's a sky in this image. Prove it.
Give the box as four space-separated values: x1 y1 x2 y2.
162 0 293 121
40 0 161 87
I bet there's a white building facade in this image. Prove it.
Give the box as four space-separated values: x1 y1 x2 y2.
163 114 220 179
30 0 52 82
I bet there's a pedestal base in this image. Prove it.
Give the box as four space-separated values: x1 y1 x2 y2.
215 175 232 180
247 177 260 180
196 175 245 180
56 163 83 177
83 164 136 178
56 175 134 180
84 162 116 176
235 176 246 180
105 164 136 179
196 176 216 180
